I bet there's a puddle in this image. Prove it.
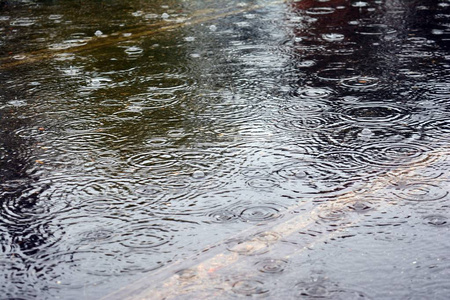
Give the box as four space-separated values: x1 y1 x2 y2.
1 0 450 299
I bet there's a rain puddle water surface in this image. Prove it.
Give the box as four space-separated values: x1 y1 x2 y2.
0 0 450 299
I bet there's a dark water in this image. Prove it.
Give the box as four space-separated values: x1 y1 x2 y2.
0 0 449 299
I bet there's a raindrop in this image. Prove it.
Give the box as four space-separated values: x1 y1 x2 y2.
232 280 269 296
206 210 239 223
318 208 348 222
226 238 270 256
175 269 198 281
295 282 331 298
297 87 334 99
79 228 115 243
340 76 380 90
276 165 308 180
423 215 448 227
239 205 281 222
348 201 374 213
255 258 288 274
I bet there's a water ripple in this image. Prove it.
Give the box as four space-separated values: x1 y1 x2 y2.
316 67 360 81
231 279 269 296
337 103 409 124
239 205 283 223
357 142 434 168
392 182 448 202
255 258 288 274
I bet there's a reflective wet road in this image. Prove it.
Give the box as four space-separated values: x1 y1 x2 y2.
1 0 450 299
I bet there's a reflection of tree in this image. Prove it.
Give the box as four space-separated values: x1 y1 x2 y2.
286 0 446 80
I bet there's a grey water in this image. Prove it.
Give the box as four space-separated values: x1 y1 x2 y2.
0 0 449 299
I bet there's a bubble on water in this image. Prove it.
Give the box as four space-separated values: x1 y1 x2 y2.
192 170 206 179
11 17 36 26
352 1 369 7
132 11 144 17
358 128 374 137
297 60 316 67
184 36 195 42
13 55 26 60
61 66 82 76
94 30 103 37
322 33 345 42
209 25 217 32
124 46 144 57
48 14 63 20
161 13 170 19
306 7 335 15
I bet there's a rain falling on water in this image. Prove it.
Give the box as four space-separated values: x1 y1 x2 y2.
1 0 450 299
